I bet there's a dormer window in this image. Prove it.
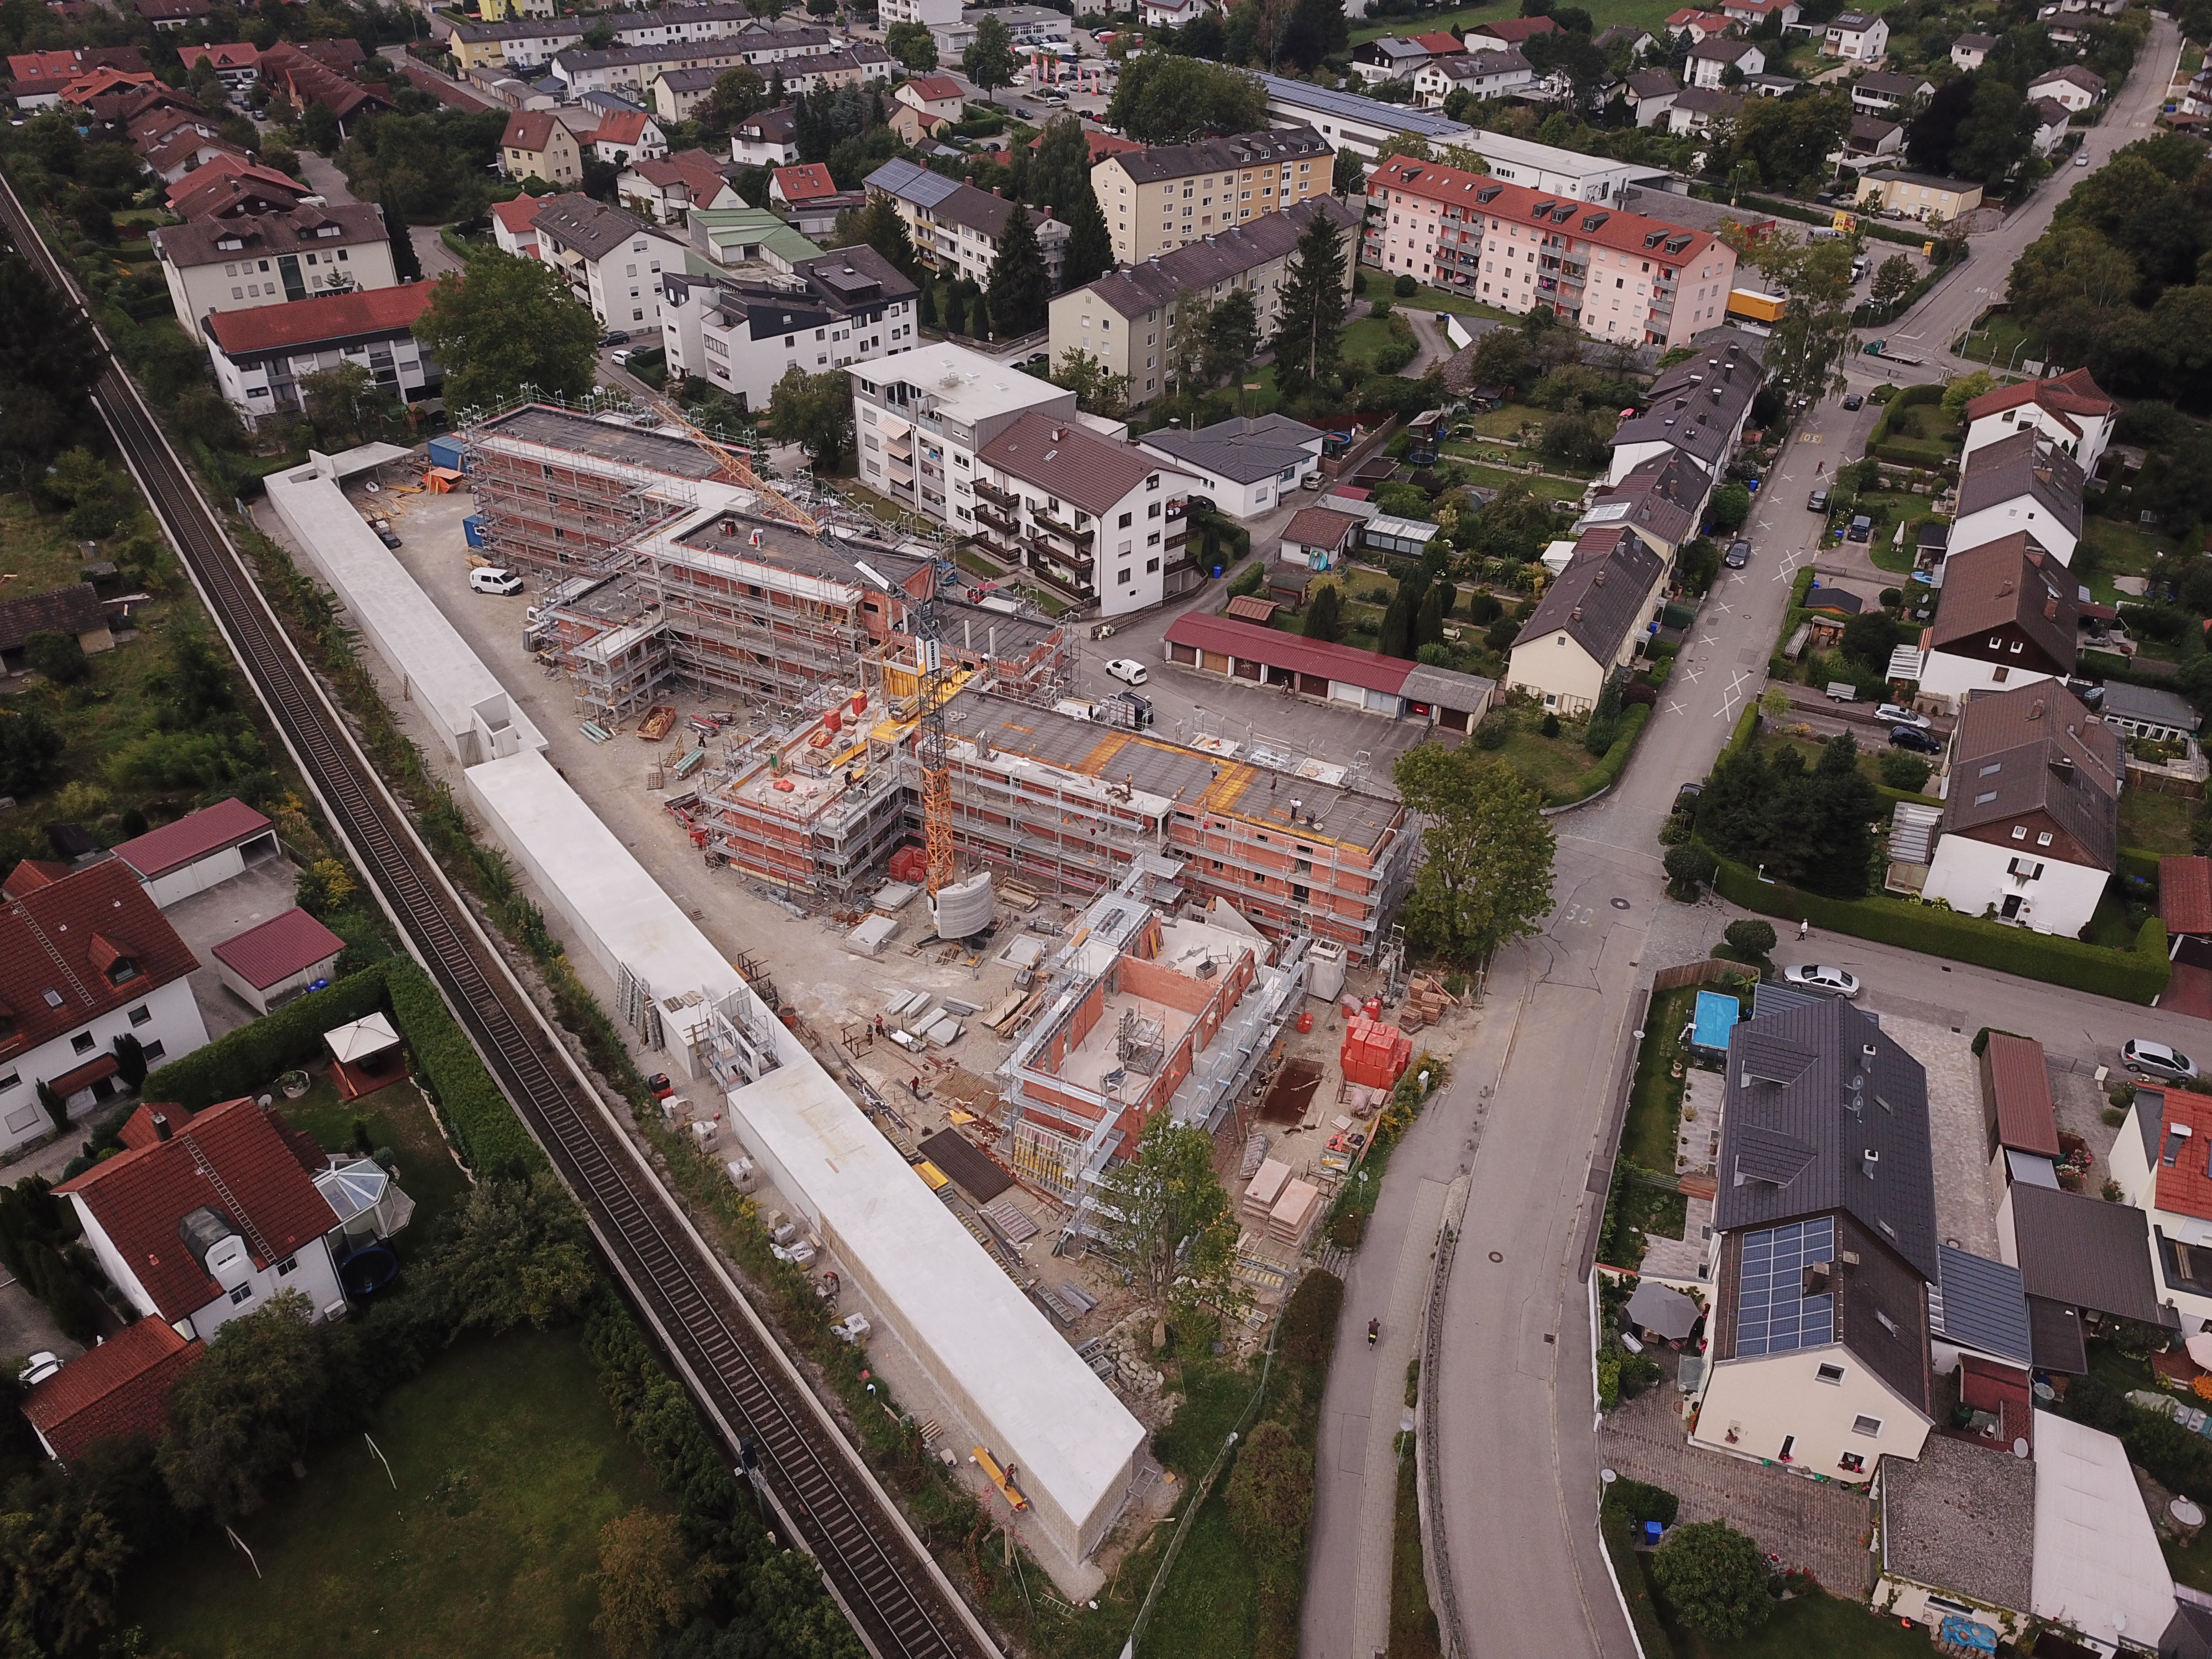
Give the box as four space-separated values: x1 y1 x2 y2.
90 935 137 985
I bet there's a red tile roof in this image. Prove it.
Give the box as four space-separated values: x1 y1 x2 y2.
2165 857 2212 937
117 1101 193 1150
1368 154 1726 270
205 282 436 357
1472 15 1557 40
2152 1088 2212 1223
592 109 653 148
22 1318 202 1464
904 72 964 103
492 194 544 234
211 908 343 990
8 49 80 80
1164 612 1414 696
165 153 306 215
113 799 273 881
58 1097 338 1322
1983 1032 2059 1158
773 162 836 201
1964 367 2116 429
501 109 569 154
1 859 70 900
0 859 198 1061
1411 29 1465 52
177 41 258 71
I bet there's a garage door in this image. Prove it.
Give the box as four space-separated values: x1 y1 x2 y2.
1201 651 1230 674
1170 641 1199 665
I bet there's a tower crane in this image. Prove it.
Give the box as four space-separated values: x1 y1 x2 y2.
857 558 966 927
633 389 821 534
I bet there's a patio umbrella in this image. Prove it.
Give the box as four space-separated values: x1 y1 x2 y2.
1625 1280 1700 1343
2187 1331 2212 1371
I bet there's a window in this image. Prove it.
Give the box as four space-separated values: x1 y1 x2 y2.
277 1256 296 1276
1815 1363 1845 1384
1837 1452 1865 1474
0 1074 16 1093
141 1041 165 1063
1146 557 1160 573
1777 1434 1796 1462
2037 831 2053 846
1851 1415 1882 1437
70 1032 93 1055
2011 826 2027 840
229 1284 253 1305
127 1005 150 1026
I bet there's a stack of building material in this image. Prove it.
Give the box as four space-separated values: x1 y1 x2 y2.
1269 1178 1320 1246
1244 1157 1291 1222
1398 974 1455 1031
1240 1131 1271 1180
1341 1016 1412 1090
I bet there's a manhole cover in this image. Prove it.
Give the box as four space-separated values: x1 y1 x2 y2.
1610 898 1631 910
1489 1250 1504 1262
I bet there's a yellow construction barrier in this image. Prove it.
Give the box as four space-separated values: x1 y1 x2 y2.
972 1446 1028 1511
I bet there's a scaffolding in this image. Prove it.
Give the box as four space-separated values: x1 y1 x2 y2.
465 426 685 580
647 538 874 712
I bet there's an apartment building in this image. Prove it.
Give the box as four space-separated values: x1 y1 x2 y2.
1090 128 1334 265
619 149 740 226
1255 71 1475 161
1047 196 1359 406
660 245 918 410
879 0 961 26
442 4 786 73
864 158 1068 288
849 341 1076 532
1366 155 1736 348
529 194 686 331
150 202 398 345
204 282 439 425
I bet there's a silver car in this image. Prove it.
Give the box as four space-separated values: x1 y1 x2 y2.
2125 1038 2197 1083
1782 963 1860 998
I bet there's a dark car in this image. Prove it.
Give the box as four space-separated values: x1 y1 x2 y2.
1673 780 1704 818
1808 488 1829 513
1846 514 1873 542
598 330 630 347
1843 392 1864 410
1724 539 1751 568
1889 724 1943 754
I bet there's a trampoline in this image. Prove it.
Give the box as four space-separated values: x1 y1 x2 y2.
338 1244 399 1298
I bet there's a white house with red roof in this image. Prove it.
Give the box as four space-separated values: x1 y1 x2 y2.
20 1316 202 1465
201 282 441 426
1662 8 1736 42
0 859 208 1151
2107 1085 2212 1329
491 192 545 258
618 148 741 225
893 72 966 125
112 798 280 908
56 1095 361 1340
770 161 838 208
587 107 666 165
1962 368 2117 476
175 41 260 93
1461 15 1558 51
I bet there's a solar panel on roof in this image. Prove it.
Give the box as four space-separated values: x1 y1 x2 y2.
1735 1217 1835 1356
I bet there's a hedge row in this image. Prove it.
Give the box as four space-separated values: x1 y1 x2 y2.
385 960 544 1176
143 967 390 1110
1709 851 2172 1004
1556 703 1650 805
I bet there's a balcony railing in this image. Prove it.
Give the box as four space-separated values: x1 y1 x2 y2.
1024 554 1095 599
974 477 1018 509
1025 535 1093 574
974 499 1015 532
1032 513 1093 550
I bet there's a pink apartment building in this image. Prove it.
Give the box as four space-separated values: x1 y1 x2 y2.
1364 156 1739 349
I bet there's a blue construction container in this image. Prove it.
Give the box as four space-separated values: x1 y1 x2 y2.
463 514 486 549
426 434 466 472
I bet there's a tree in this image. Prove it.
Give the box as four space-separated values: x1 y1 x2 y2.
1708 481 1750 534
851 193 917 276
594 1509 713 1659
301 362 399 447
1061 186 1114 289
383 195 422 283
884 22 937 71
1652 1520 1772 1640
23 632 87 686
1839 608 1906 670
423 1170 598 1334
963 15 1016 106
1663 842 1717 898
705 65 768 129
1870 254 1917 307
1393 745 1557 961
1940 369 1995 422
1377 586 1418 660
1270 207 1347 400
1736 229 1857 401
0 1498 131 1658
111 1031 147 1091
0 254 103 487
0 708 65 799
1697 734 1881 897
1332 149 1365 195
1723 918 1776 961
1167 287 1218 393
1207 288 1259 383
1467 325 1528 389
766 367 854 469
1303 583 1343 641
158 1291 336 1523
1051 349 1132 418
1107 55 1269 144
1225 1419 1313 1563
1277 0 1348 72
1098 1114 1240 1322
1415 581 1449 649
414 251 598 415
300 99 340 156
987 204 1051 335
1029 114 1094 224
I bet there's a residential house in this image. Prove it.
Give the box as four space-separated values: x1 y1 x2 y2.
1823 11 1888 61
1841 114 1905 164
972 411 1202 614
6 45 149 107
1624 69 1681 128
1874 1433 2035 1646
1503 526 1667 714
880 0 961 26
133 0 210 32
1688 995 1938 1479
2030 97 2072 155
1856 168 1983 221
1365 156 1739 347
204 283 440 426
1951 32 1996 70
848 341 1078 531
1851 70 1934 114
176 41 260 93
111 798 278 909
1413 49 1535 108
1090 128 1334 265
1351 34 1441 85
0 585 111 677
2105 1085 2212 1331
754 45 893 96
530 194 685 331
0 858 208 1152
1961 367 2116 473
1575 450 1712 560
491 192 546 257
661 244 917 411
1594 24 1658 60
1047 196 1359 407
165 155 308 223
888 101 951 147
1917 535 2076 707
1663 9 1736 44
2098 681 2201 747
499 109 583 185
1921 680 2120 936
21 1317 203 1465
1687 37 1764 87
1720 0 1797 24
1279 505 1362 571
620 149 740 226
544 27 848 98
770 161 838 211
139 124 247 186
1136 413 1325 518
57 1094 401 1342
588 108 666 165
1139 0 1214 27
2028 65 2105 111
150 202 399 346
863 159 1068 288
1744 70 1802 97
1950 429 2084 566
649 67 717 122
1460 15 1558 53
894 71 967 124
1602 330 1764 482
1252 72 1477 164
2004 1177 2176 1375
731 105 801 168
258 41 391 139
1666 87 1746 137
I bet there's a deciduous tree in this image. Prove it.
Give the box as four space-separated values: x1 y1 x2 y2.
884 22 937 71
425 1170 598 1333
962 15 1016 106
1106 55 1267 143
1224 1420 1313 1562
594 1508 714 1659
413 251 598 414
1392 745 1557 961
158 1291 337 1523
1050 349 1131 418
766 367 855 469
1098 1114 1240 1323
1652 1520 1772 1639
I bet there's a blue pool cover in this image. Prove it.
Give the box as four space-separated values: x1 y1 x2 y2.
1691 990 1741 1053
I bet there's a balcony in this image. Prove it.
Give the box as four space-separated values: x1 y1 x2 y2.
1031 513 1093 551
974 498 1015 533
1025 535 1093 575
974 477 1018 509
1024 552 1096 599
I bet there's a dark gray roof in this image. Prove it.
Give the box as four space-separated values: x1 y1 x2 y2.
1610 331 1762 471
1398 662 1495 716
1516 526 1664 667
0 585 105 651
1138 413 1321 485
1076 196 1361 321
1927 534 2076 665
711 243 918 338
1595 24 1655 46
1932 1245 2032 1365
2099 679 2201 732
1103 127 1331 185
150 201 386 269
1625 69 1679 97
1956 428 2085 539
1751 979 1830 1020
1577 450 1707 551
1713 996 1940 1283
2009 1182 2177 1329
531 192 674 263
1879 1432 2035 1615
1856 70 1934 97
1953 32 1998 48
1941 681 2121 873
2027 1294 2089 1373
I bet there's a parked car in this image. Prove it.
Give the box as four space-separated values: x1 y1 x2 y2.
373 523 401 549
598 330 630 347
1888 724 1942 753
1105 658 1148 685
611 348 634 366
1673 780 1704 817
1846 515 1874 542
1725 539 1751 568
1876 702 1931 729
1843 392 1864 410
2074 152 2091 166
2125 1038 2197 1082
1027 350 1050 366
1808 488 1829 513
1782 964 1861 998
469 566 524 596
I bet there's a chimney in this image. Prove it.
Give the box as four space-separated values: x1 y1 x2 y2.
152 1112 172 1141
1863 1148 1880 1178
1593 570 1607 586
2028 699 2046 722
1570 606 1583 622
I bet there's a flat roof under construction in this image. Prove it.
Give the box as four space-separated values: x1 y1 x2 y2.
671 514 931 589
476 403 732 480
950 698 1400 854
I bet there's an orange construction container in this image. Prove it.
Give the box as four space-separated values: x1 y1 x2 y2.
1340 1016 1411 1090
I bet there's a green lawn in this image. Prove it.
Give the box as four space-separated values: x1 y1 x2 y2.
2079 515 2176 608
1693 1589 1942 1658
1391 1454 1444 1659
0 493 111 594
128 1328 671 1659
276 1068 471 1253
2122 786 2195 857
1482 700 1608 798
1624 984 1703 1173
1141 1488 1257 1659
1954 310 2031 368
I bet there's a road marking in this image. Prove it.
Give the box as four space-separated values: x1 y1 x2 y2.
1800 433 1823 444
1666 698 1686 714
1683 664 1705 682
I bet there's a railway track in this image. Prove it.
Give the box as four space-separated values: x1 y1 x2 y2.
0 176 996 1659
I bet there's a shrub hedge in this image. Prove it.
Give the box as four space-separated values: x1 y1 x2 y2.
1555 703 1650 805
385 960 544 1175
1708 851 2172 1003
143 967 389 1110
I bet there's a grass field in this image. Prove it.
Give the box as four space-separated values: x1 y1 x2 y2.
1390 1453 1444 1659
277 1068 472 1253
128 1328 671 1659
1624 983 1702 1172
2122 786 2195 858
2080 515 2175 607
1692 1589 1938 1657
1141 1348 1264 1659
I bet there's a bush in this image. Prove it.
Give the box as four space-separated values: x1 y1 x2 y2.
1652 1520 1772 1640
1540 713 1561 738
1723 919 1776 960
1603 1476 1680 1528
1393 273 1417 297
1556 703 1649 805
386 960 543 1175
1878 749 1932 792
143 967 390 1110
23 632 88 686
1227 560 1267 598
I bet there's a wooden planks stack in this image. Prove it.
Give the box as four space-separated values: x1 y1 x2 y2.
1243 1157 1290 1223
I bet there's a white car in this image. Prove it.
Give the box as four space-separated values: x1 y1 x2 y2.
2074 152 2091 166
1782 963 1861 998
1106 658 1148 685
611 348 633 366
469 566 524 596
1876 703 1932 729
2125 1038 2197 1083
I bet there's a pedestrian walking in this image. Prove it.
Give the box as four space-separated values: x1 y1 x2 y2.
1798 919 1809 941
